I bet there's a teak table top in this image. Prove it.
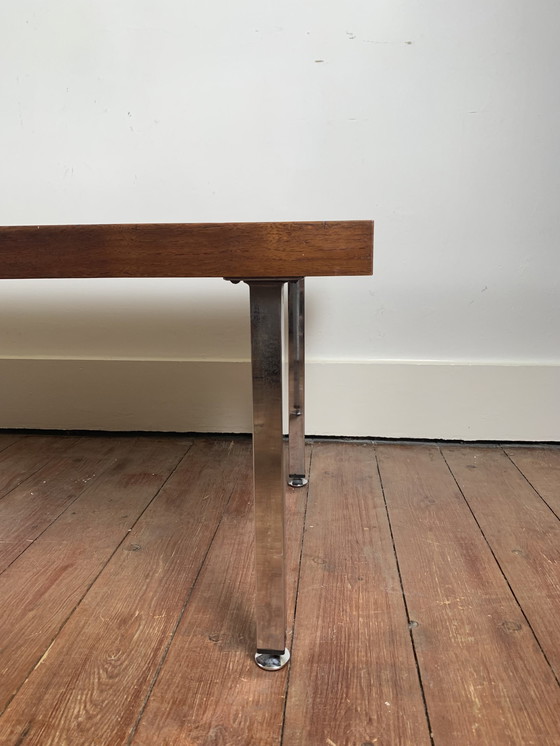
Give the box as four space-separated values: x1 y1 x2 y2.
0 221 373 279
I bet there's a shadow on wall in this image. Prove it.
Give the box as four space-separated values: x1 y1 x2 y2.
0 277 325 361
0 277 322 431
0 356 255 432
0 278 253 361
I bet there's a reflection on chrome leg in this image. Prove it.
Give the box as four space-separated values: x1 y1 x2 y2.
248 281 288 665
288 279 308 488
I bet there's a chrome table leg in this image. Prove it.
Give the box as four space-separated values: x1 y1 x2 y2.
288 278 308 488
248 280 290 671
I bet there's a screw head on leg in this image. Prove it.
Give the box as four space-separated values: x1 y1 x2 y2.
254 648 291 671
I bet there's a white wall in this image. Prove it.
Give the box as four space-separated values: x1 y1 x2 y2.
1 1 559 439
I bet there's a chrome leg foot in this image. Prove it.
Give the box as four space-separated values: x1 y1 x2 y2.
288 475 308 488
255 648 291 671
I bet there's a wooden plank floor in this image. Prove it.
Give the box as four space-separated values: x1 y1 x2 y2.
0 434 559 745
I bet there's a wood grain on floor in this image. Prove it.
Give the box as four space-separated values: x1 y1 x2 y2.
0 434 558 746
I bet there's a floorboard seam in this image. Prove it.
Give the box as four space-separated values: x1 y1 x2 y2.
0 436 129 577
440 446 560 687
502 449 560 522
125 442 245 745
374 446 435 746
0 438 193 721
279 444 314 746
0 435 23 456
0 436 81 510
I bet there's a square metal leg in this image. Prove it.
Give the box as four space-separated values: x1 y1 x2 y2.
248 280 290 671
288 279 308 488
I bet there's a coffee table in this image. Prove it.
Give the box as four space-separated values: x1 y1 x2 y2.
0 220 373 669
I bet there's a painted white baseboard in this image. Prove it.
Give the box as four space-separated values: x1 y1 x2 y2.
0 358 558 441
